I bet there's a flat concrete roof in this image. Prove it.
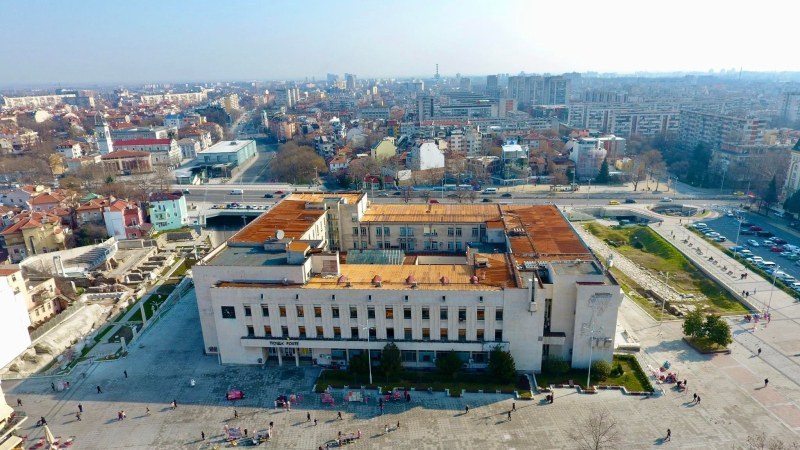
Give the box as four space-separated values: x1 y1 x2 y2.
197 140 254 154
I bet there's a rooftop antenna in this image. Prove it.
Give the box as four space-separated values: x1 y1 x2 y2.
276 229 285 240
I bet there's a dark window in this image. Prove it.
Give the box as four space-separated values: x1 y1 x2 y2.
261 305 269 317
458 308 467 321
316 326 323 337
279 306 287 317
477 308 485 321
422 307 430 320
386 328 395 339
422 328 430 340
299 326 306 338
334 327 341 339
264 326 272 336
440 328 448 340
496 309 504 321
401 351 416 362
386 307 394 319
281 326 288 336
244 306 252 317
246 325 254 336
404 308 412 319
332 306 340 318
221 306 236 319
477 329 485 341
440 308 448 320
351 327 359 338
352 227 359 236
296 305 304 317
404 328 412 340
458 329 466 341
368 307 375 319
495 329 503 341
369 328 377 339
350 306 358 319
314 306 322 318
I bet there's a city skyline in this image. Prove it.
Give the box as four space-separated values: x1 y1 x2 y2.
1 0 798 87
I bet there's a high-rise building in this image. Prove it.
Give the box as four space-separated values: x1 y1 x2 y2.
327 73 340 85
416 95 435 121
486 75 499 96
345 73 358 91
781 92 800 124
543 76 570 105
679 110 766 151
94 115 114 155
459 77 472 91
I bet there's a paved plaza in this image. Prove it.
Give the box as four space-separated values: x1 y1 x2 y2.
6 219 800 448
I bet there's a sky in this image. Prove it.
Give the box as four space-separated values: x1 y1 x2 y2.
0 0 797 86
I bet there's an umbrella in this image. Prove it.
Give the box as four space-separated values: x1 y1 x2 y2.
44 425 58 449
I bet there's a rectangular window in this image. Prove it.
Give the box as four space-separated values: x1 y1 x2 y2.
477 308 485 321
422 307 430 320
334 327 341 339
440 308 448 320
404 328 412 340
422 328 430 340
477 329 485 341
496 309 504 321
350 306 358 319
399 227 406 236
448 227 454 237
456 241 462 251
332 306 339 318
385 307 394 319
296 305 304 317
361 241 368 249
264 325 272 336
401 351 416 363
404 307 411 320
447 242 454 251
458 308 467 321
440 328 448 340
221 306 236 319
261 305 269 317
458 329 467 342
420 351 434 363
244 306 252 317
279 306 287 317
316 326 324 337
315 306 322 318
495 329 503 341
351 327 359 338
386 328 395 339
246 325 254 336
299 326 306 338
472 227 479 237
472 352 488 364
376 228 382 236
352 227 359 236
455 227 462 237
383 227 390 236
360 227 367 235
368 307 375 319
281 325 288 337
369 328 376 339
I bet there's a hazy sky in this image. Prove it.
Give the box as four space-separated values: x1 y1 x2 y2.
0 0 796 86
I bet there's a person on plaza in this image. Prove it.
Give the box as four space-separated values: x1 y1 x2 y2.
124 370 128 378
122 410 126 420
16 399 21 406
314 418 318 426
244 428 248 437
51 382 55 391
512 402 516 411
507 410 512 421
465 405 470 414
338 411 342 420
78 403 83 413
758 347 762 356
683 380 687 389
357 429 362 439
118 411 123 421
97 385 102 394
666 428 671 442
146 407 150 416
76 412 81 421
765 378 769 387
234 409 238 419
384 424 389 434
201 431 205 441
171 400 177 410
307 412 311 422
269 421 274 429
40 416 46 426
380 403 384 415
396 421 400 430
692 393 698 403
696 395 701 404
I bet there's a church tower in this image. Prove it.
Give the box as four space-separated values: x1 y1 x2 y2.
94 114 114 155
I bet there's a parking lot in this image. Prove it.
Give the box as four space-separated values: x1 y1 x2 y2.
697 212 800 291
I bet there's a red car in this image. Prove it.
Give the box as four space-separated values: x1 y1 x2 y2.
773 238 788 245
274 190 284 195
429 199 439 203
750 226 763 231
770 246 784 252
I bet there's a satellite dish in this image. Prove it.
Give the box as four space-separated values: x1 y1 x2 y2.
276 229 285 240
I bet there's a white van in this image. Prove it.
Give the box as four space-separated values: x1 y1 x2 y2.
483 188 497 194
761 261 777 269
784 244 799 252
230 189 244 195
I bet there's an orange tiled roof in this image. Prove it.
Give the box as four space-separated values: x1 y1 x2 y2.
229 200 325 244
501 204 592 262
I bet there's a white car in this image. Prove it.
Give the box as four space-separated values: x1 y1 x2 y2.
747 240 760 247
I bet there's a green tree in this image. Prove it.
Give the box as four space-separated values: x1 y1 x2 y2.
379 343 402 382
487 347 517 384
686 144 711 186
435 352 463 380
595 158 610 184
590 360 612 381
783 189 800 219
763 175 778 214
703 314 732 347
542 355 570 375
348 352 370 378
565 167 575 184
682 309 705 338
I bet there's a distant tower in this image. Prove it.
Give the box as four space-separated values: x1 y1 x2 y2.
94 114 114 155
434 64 440 80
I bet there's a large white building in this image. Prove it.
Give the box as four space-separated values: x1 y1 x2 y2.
407 142 445 171
193 193 622 372
0 266 32 369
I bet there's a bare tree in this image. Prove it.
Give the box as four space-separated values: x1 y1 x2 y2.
743 432 800 450
567 409 620 450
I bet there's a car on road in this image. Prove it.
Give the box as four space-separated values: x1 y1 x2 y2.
263 193 274 198
692 223 707 228
771 246 784 252
756 231 775 237
747 239 760 247
780 251 793 257
392 191 402 196
182 189 191 194
730 246 744 252
726 211 735 217
429 199 439 203
624 199 636 204
714 237 727 242
482 198 492 202
660 197 673 202
608 200 620 205
740 229 756 235
501 193 513 198
378 193 389 197
734 191 745 196
274 190 284 194
749 226 763 231
773 238 788 245
741 221 753 227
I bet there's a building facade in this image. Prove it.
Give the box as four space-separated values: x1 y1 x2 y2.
193 193 622 372
147 192 188 231
113 139 181 166
196 140 257 167
0 267 32 370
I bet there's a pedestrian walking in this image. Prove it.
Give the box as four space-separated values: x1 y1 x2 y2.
40 416 46 426
754 288 757 294
396 421 400 429
683 380 687 389
146 407 150 416
234 409 238 419
314 418 318 426
507 410 512 421
16 399 21 406
465 405 469 414
307 412 311 422
171 399 177 410
122 410 126 420
96 385 102 394
124 370 128 378
692 393 697 403
117 411 122 421
666 428 671 442
338 411 342 420
384 424 389 434
244 428 248 437
765 378 769 387
51 382 55 391
78 403 83 413
512 402 516 411
76 412 81 421
758 347 762 356
696 395 701 404
201 431 205 441
380 404 384 415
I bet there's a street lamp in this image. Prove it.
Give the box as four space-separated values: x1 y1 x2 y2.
658 271 670 335
585 324 603 389
766 265 780 316
362 324 374 385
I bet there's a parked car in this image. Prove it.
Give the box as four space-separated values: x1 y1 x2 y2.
263 193 274 198
773 238 788 245
392 191 402 196
182 189 191 194
741 221 754 227
749 226 763 231
624 199 636 204
429 199 439 203
274 190 284 194
714 237 727 242
660 197 673 202
747 240 760 247
740 229 756 235
378 193 389 197
730 246 744 252
692 223 707 228
771 246 784 252
756 231 775 237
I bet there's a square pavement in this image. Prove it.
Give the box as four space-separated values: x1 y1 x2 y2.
4 291 799 449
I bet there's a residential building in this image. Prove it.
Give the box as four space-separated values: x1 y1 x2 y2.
182 112 205 128
568 138 608 180
679 110 766 151
223 94 240 113
1 185 46 209
55 140 84 159
0 266 32 370
25 276 63 327
0 211 68 262
178 138 201 160
567 103 681 138
110 126 171 141
113 139 181 166
192 193 621 372
147 192 188 231
358 107 390 120
407 142 445 171
543 76 570 105
76 197 113 226
178 127 213 150
329 155 349 172
345 73 358 91
371 137 397 161
139 90 208 106
29 192 65 212
269 115 296 141
103 199 148 239
65 155 101 173
781 92 800 124
196 140 257 167
2 93 77 108
501 140 529 164
100 150 153 175
314 136 335 157
163 113 183 129
784 140 800 198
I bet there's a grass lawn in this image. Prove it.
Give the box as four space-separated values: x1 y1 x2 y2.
93 325 113 343
585 223 746 315
315 369 520 394
536 355 653 392
128 294 169 322
170 258 196 278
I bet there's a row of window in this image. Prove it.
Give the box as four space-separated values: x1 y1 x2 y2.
247 324 503 342
354 226 482 238
353 240 466 251
229 305 503 321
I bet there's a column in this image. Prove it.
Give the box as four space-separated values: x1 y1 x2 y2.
277 351 283 367
295 351 300 367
